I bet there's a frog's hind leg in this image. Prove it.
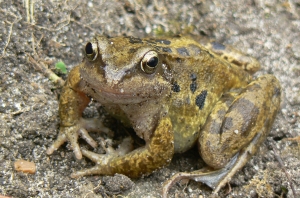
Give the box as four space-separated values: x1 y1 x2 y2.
163 75 281 197
163 134 260 197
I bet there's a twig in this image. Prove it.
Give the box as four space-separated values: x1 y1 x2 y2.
0 10 22 58
284 136 300 142
29 3 82 32
24 0 35 23
32 13 71 32
70 18 97 32
28 55 65 87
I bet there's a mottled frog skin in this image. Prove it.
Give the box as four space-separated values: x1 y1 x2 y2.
47 35 281 197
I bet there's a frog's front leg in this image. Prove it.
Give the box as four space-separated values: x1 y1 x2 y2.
47 66 111 159
163 75 281 197
71 116 174 178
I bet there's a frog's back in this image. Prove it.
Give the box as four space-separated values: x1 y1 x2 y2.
146 36 253 153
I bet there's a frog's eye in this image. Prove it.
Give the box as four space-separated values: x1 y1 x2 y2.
85 41 98 61
140 51 159 74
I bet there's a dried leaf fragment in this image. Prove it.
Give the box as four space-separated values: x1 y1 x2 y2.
14 159 36 174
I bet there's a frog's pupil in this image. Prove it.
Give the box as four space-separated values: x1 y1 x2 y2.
85 42 93 55
147 57 158 67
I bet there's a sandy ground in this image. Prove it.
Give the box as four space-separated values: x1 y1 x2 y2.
1 0 300 197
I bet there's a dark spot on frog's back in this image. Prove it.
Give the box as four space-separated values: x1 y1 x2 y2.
128 37 143 44
172 82 180 92
176 58 182 63
162 47 172 53
230 98 259 136
190 81 197 93
190 73 198 94
177 47 190 56
196 90 208 110
129 48 137 53
222 117 233 131
190 73 197 81
212 42 226 50
188 44 201 55
154 46 172 53
274 87 281 97
155 39 171 45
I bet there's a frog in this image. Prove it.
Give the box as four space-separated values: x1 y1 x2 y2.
46 35 281 197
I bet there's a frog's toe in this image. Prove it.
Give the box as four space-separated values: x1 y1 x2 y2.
72 145 82 159
71 164 104 178
79 128 97 148
65 129 83 159
99 138 115 154
81 148 111 163
46 133 67 155
70 148 114 178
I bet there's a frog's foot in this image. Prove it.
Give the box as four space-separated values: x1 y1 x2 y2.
162 154 238 198
46 118 112 159
70 136 134 178
163 133 263 198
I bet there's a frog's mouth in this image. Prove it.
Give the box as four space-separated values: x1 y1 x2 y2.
95 83 148 104
81 71 170 105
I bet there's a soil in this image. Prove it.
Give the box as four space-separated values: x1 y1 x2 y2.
1 0 300 197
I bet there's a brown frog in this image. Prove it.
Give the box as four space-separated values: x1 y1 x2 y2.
46 35 281 197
